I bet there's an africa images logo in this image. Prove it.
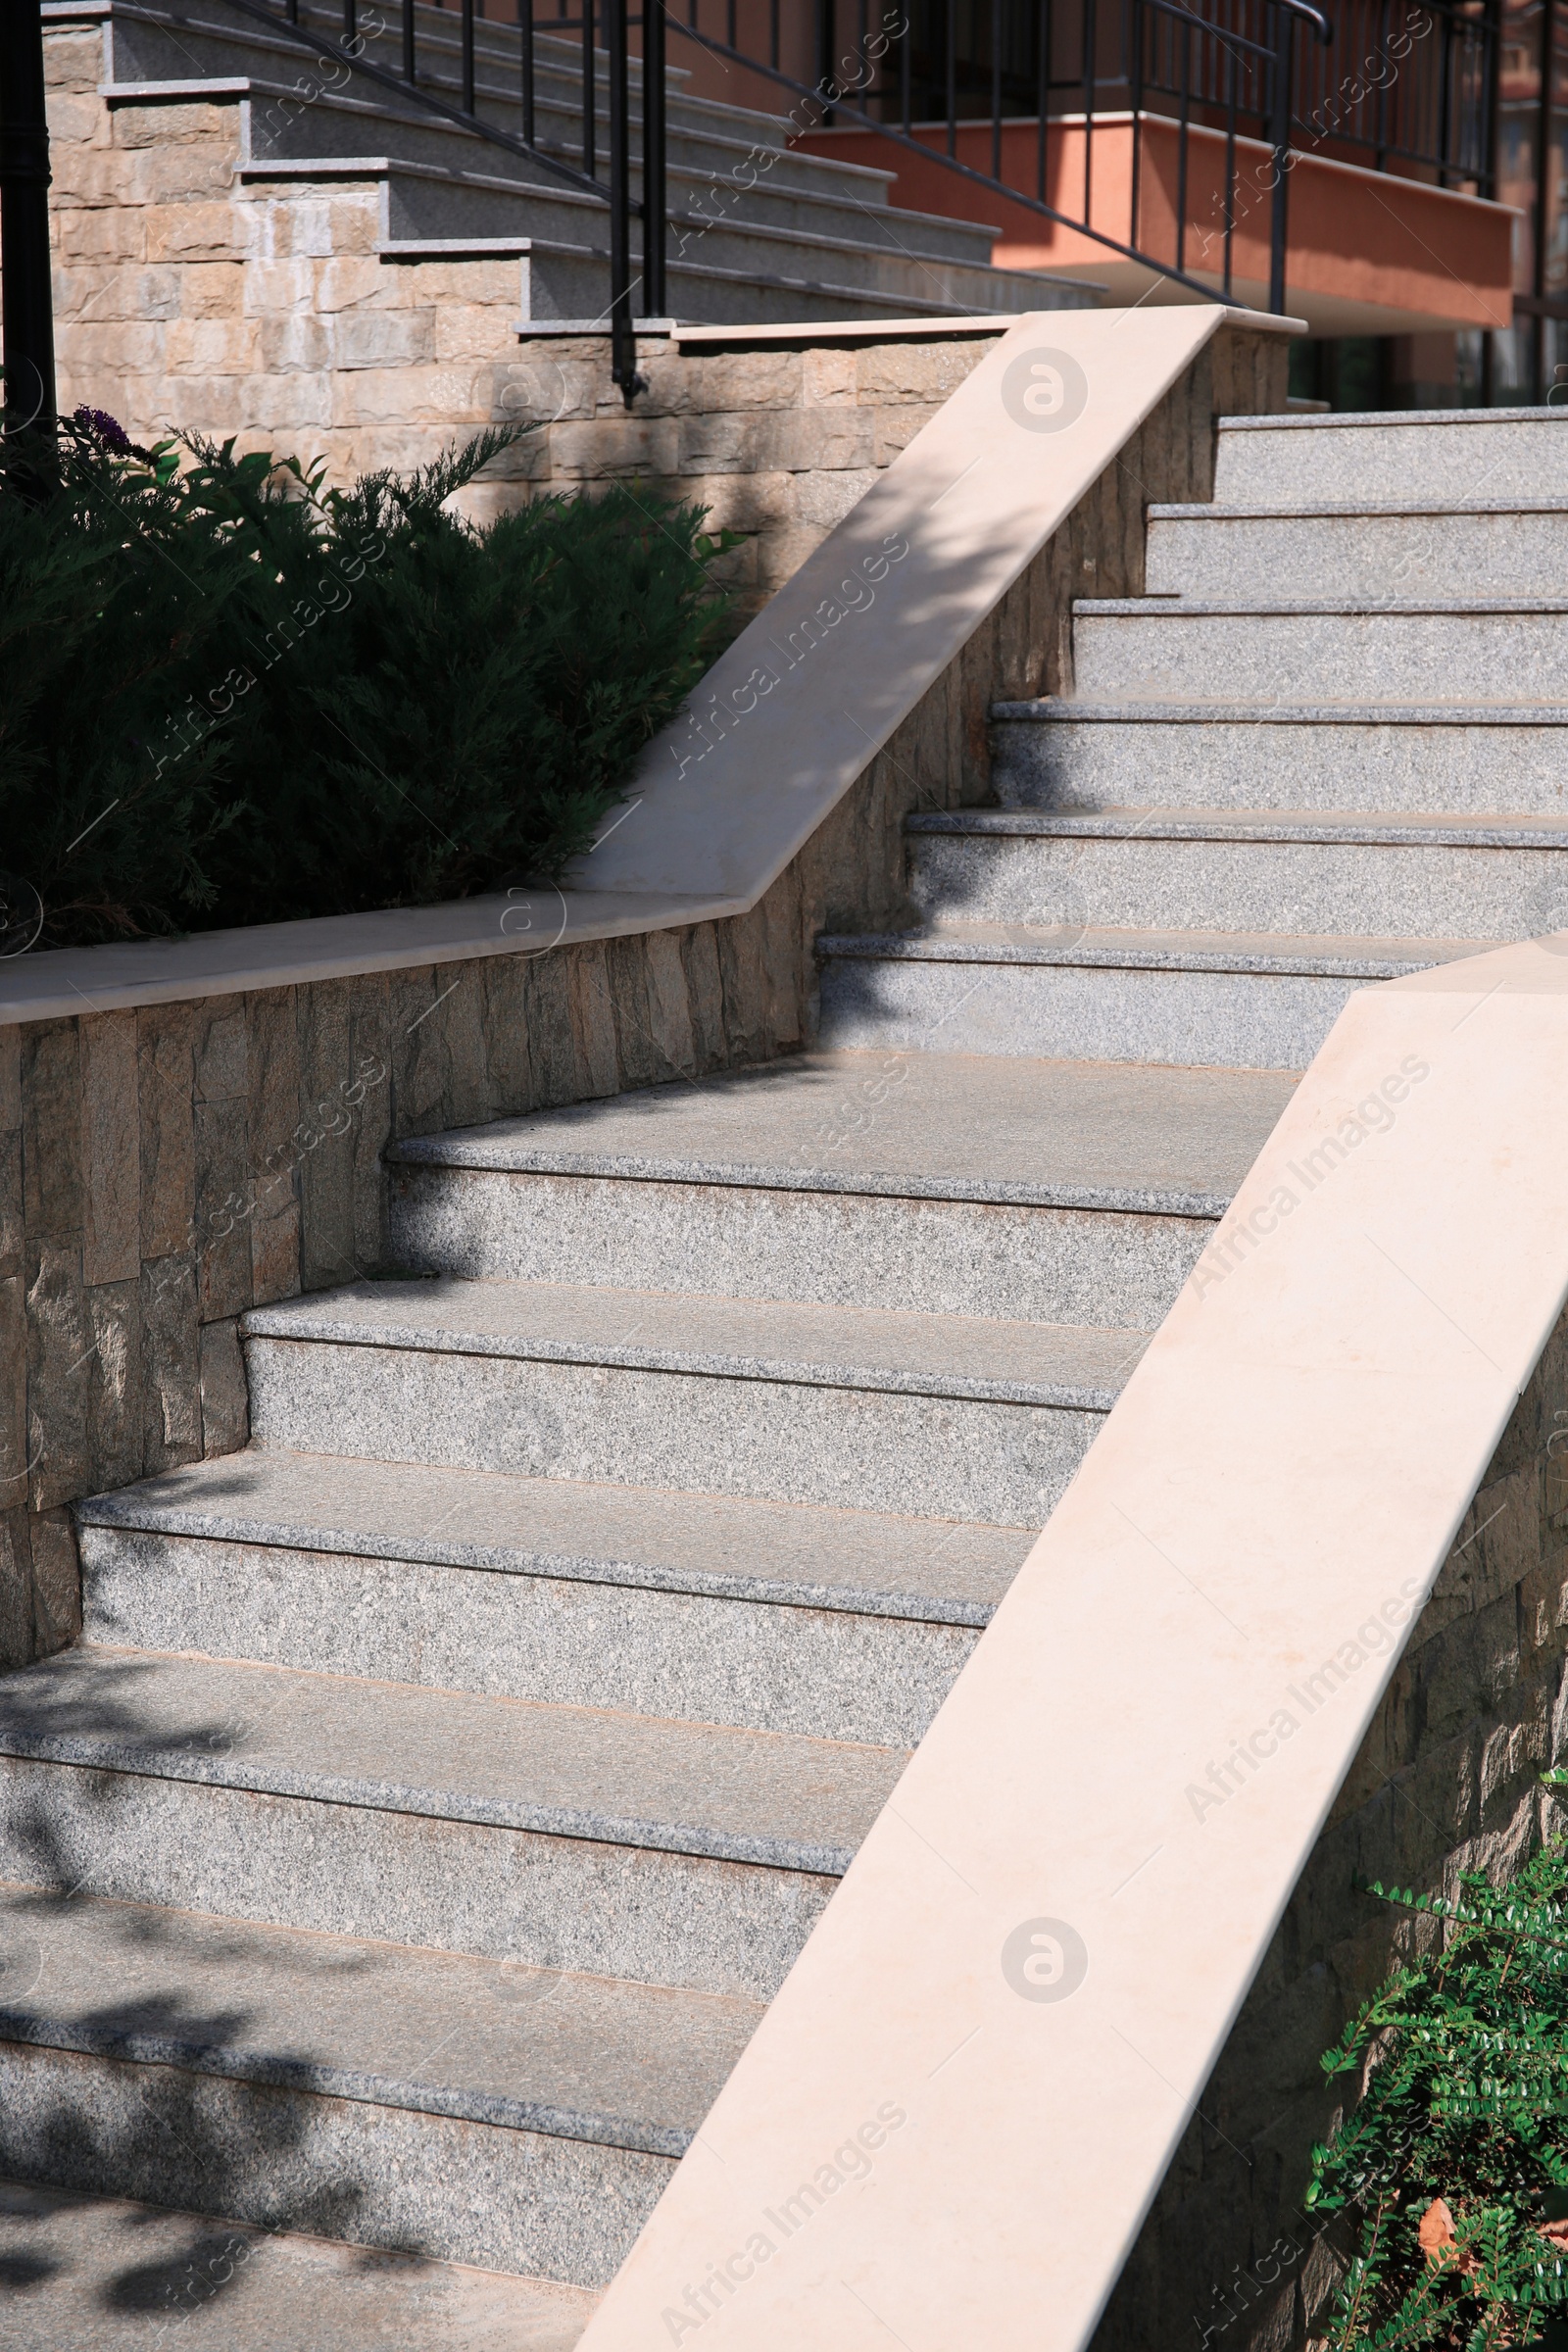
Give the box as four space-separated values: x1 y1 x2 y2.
1001 347 1090 435
1001 1917 1089 2002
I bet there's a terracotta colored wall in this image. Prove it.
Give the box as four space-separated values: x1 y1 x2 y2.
799 114 1515 327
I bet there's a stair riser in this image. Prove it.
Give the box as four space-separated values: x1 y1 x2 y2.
1213 417 1568 505
0 2040 666 2284
244 1337 1098 1527
383 160 994 267
79 1527 978 1745
817 954 1374 1070
1072 610 1568 707
388 1168 1208 1331
1147 509 1568 603
480 239 981 329
0 1760 831 2000
991 715 1568 818
907 829 1568 942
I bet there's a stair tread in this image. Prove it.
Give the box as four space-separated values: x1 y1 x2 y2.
244 1275 1150 1405
1148 498 1568 519
390 1048 1290 1214
1072 594 1568 617
907 807 1568 848
0 1882 753 2153
994 698 1568 723
817 924 1494 978
0 2175 599 2352
1217 405 1568 428
76 1446 1028 1624
0 1647 900 1873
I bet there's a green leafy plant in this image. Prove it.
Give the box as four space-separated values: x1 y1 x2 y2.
1304 1795 1568 2349
0 410 734 947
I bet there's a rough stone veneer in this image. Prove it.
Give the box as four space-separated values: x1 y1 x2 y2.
0 319 1287 1672
1091 1311 1568 2352
41 14 996 612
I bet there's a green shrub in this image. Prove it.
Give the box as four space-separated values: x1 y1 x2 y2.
1304 1811 1568 2348
0 412 734 948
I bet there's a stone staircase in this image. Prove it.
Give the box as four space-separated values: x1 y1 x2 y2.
2 402 1566 2341
86 0 1100 323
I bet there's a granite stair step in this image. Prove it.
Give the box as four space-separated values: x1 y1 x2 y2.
0 1646 897 1996
1145 498 1568 602
241 1277 1143 1525
990 700 1568 819
389 1049 1290 1328
905 806 1568 941
1211 407 1568 505
815 921 1488 1069
75 1448 1028 1743
0 2174 599 2351
0 1881 752 2281
1069 597 1568 708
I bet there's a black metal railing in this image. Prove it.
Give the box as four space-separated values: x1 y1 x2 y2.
799 0 1493 191
240 0 1495 398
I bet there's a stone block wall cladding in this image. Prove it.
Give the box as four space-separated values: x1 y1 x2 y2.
1093 1312 1568 2352
0 323 1286 1672
40 20 996 612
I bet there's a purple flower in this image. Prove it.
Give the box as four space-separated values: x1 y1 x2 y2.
73 405 132 455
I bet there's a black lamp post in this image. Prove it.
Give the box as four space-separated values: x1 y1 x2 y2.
0 0 57 459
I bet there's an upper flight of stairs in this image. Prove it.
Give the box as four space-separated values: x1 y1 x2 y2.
1 402 1565 2339
81 0 1102 322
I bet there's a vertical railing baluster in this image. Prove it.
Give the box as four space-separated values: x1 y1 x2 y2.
901 0 911 131
946 0 956 156
521 0 535 138
1083 0 1096 238
583 0 596 174
1222 4 1238 296
344 0 357 48
607 0 642 401
1267 0 1293 314
770 0 779 71
858 0 868 110
462 0 475 111
991 0 1003 175
1129 0 1143 261
1175 16 1190 275
1038 0 1051 198
402 0 415 80
644 0 666 311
